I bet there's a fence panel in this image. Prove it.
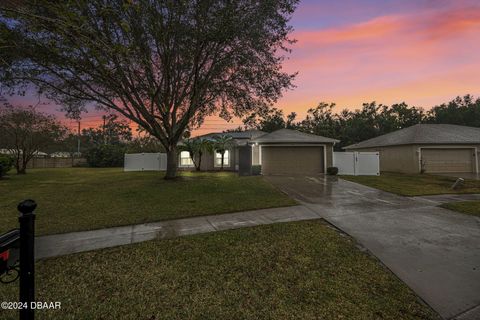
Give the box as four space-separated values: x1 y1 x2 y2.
355 152 380 176
124 153 167 171
333 152 355 175
333 151 380 176
27 157 86 169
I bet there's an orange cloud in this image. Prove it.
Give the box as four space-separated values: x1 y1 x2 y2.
277 5 480 117
293 15 404 47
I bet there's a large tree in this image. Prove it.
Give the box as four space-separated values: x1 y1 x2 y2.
0 0 297 178
426 95 480 127
82 114 133 147
298 102 337 138
243 107 297 132
0 104 66 174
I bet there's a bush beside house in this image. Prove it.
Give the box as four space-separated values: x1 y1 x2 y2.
327 167 339 175
0 155 14 178
85 145 125 167
252 165 262 175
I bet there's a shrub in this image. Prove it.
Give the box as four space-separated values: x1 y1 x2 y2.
251 165 262 175
326 166 338 175
0 155 14 178
85 145 125 167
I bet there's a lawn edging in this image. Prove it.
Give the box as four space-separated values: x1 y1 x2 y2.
340 172 480 196
440 201 480 217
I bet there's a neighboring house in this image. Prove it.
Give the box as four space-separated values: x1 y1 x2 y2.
50 151 82 158
344 124 480 174
179 128 339 175
0 149 48 157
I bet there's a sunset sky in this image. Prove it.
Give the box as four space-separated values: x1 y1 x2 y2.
9 0 480 134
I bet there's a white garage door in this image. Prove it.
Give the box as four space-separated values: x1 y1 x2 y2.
422 148 474 173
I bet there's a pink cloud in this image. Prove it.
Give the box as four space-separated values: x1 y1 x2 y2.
277 5 480 116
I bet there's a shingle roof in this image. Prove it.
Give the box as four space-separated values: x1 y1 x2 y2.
196 130 266 140
344 124 480 149
252 128 339 144
0 149 48 156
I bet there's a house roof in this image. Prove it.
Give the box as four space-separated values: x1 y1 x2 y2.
178 130 266 147
252 128 339 144
344 124 480 149
0 149 48 156
196 130 266 140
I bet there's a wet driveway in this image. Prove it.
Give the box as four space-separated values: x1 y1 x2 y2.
266 175 480 320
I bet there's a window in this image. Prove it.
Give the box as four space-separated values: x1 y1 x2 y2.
179 151 194 167
215 150 230 167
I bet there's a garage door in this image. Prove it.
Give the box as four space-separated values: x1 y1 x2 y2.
261 146 324 175
422 148 474 173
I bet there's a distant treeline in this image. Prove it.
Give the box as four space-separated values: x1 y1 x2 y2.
239 95 480 150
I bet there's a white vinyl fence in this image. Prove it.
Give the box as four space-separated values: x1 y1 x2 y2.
333 152 380 176
124 153 167 172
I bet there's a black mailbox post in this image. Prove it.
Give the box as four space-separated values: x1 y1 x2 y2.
0 200 37 320
18 200 37 320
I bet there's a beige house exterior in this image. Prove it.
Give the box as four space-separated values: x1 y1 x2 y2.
344 124 480 174
179 129 339 175
178 130 265 172
252 129 338 175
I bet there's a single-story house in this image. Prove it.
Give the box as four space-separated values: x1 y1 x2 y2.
179 128 339 175
344 124 480 174
178 130 265 172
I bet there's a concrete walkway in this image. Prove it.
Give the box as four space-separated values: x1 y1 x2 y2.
266 175 480 320
36 205 319 259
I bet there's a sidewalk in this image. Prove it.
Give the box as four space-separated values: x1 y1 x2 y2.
36 205 319 259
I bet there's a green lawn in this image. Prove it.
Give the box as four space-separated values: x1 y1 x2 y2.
441 201 480 217
341 172 480 196
0 221 437 320
0 168 295 235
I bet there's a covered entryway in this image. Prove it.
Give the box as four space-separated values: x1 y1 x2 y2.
421 148 474 173
261 146 324 175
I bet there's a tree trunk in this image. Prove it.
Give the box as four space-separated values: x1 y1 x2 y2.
16 155 27 174
188 151 198 171
196 151 202 171
16 161 26 174
165 145 178 179
220 152 224 170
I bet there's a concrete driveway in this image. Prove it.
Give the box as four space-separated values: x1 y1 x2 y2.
266 175 480 320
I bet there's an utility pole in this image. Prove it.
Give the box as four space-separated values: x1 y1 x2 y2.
102 115 107 145
77 120 81 155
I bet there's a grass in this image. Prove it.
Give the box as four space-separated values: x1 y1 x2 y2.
341 172 480 196
0 220 437 320
0 168 295 235
441 201 480 217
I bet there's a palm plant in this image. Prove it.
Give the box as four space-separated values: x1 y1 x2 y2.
179 138 200 170
179 138 213 171
196 138 213 171
213 135 234 170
